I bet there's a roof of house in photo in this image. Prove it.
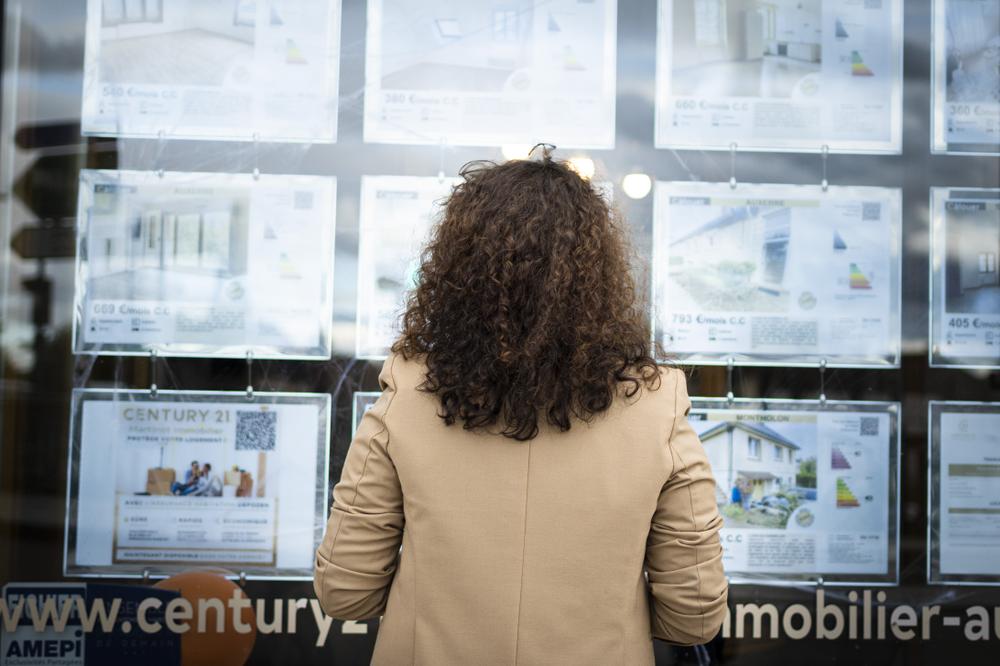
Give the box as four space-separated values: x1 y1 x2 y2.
698 420 801 450
670 205 790 246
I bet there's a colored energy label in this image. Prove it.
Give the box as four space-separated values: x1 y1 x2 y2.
836 478 862 507
286 39 307 65
849 263 873 289
851 51 874 77
564 46 585 71
831 447 852 470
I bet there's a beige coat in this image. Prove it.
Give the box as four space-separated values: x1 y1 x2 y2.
315 353 727 665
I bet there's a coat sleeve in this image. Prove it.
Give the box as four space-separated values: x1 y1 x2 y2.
645 370 728 645
314 355 404 620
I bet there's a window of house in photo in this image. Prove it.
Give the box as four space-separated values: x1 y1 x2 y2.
493 10 519 42
773 443 783 461
693 0 726 47
748 436 761 459
980 251 996 274
234 0 255 27
759 6 776 42
435 18 462 40
102 0 162 26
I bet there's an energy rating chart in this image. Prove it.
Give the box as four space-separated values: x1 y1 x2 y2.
835 478 862 508
831 447 853 470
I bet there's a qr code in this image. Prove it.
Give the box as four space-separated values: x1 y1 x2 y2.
860 416 879 436
861 202 881 221
293 190 314 210
236 411 277 451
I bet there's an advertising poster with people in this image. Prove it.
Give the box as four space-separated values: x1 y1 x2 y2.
930 188 1000 367
81 0 342 141
74 170 336 359
653 181 901 366
364 0 618 147
655 0 903 152
689 400 898 582
65 390 330 578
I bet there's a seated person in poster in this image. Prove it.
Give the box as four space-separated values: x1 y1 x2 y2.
191 463 223 497
170 460 200 495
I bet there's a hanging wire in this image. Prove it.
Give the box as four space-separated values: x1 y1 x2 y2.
246 350 254 400
728 142 738 189
819 359 828 404
149 348 158 397
821 144 830 191
529 142 556 160
726 358 735 403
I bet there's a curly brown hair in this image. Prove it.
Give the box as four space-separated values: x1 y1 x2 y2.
392 155 662 440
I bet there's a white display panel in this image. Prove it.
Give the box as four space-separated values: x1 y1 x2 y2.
931 0 1000 154
653 181 901 366
356 175 460 358
364 0 618 147
81 0 342 141
928 401 1000 585
655 0 903 153
73 170 336 359
64 389 331 580
691 399 899 585
356 175 613 359
352 391 381 434
929 188 1000 368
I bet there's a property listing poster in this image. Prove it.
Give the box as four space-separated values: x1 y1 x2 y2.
74 170 336 359
655 0 903 152
931 0 1000 153
364 0 618 147
930 188 1000 367
653 182 901 366
356 175 459 358
929 402 1000 583
65 389 331 578
689 400 898 581
81 0 342 141
353 392 381 434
